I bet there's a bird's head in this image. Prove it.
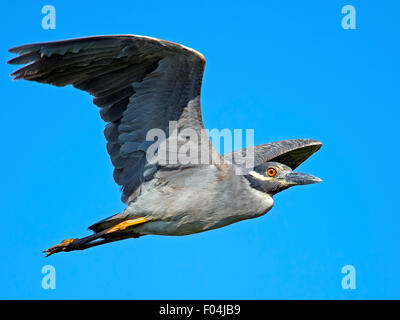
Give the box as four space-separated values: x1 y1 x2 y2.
245 161 322 195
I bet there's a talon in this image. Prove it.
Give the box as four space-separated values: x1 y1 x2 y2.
43 238 78 257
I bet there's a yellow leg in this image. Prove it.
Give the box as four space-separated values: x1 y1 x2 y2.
105 217 148 234
43 217 148 257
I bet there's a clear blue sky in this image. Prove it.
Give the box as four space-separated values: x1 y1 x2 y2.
1 0 399 299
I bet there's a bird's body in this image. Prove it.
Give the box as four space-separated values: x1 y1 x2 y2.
113 164 273 236
8 35 322 256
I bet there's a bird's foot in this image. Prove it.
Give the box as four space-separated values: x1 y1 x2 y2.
43 238 78 257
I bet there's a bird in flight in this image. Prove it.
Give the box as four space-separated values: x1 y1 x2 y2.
8 35 322 256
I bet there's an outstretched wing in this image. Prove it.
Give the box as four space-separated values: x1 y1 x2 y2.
8 35 208 202
224 139 322 170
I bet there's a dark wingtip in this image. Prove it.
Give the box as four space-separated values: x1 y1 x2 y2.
297 138 323 153
260 138 323 170
301 138 322 147
308 139 322 150
8 45 27 54
7 56 22 65
8 47 18 54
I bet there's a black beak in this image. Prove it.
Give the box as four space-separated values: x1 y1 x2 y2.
285 172 322 185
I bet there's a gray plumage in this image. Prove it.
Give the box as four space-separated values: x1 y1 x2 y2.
9 35 209 202
224 139 321 170
8 35 322 256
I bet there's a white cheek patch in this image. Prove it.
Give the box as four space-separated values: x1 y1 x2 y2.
249 170 272 181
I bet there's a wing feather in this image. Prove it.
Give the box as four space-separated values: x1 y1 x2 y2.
224 139 322 170
8 35 208 202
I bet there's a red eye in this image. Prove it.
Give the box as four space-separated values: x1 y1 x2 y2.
267 168 277 177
